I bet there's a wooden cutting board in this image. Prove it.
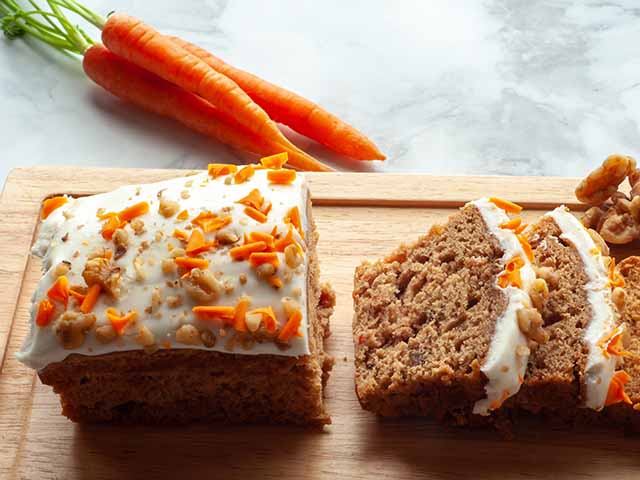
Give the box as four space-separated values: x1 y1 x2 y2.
1 167 639 480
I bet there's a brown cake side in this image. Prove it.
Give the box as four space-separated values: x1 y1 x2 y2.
352 204 510 424
515 216 592 415
37 203 335 426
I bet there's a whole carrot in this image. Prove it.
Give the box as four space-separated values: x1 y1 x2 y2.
101 14 322 167
83 44 333 172
169 36 386 161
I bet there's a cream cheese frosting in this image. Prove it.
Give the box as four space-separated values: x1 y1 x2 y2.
17 166 312 371
470 198 536 416
545 206 620 411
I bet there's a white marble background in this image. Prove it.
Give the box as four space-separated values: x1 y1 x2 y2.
1 0 640 184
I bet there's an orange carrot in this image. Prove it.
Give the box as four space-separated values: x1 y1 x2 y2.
249 231 275 248
105 308 137 335
193 306 236 320
41 196 68 219
244 206 268 223
234 165 255 184
36 299 55 327
80 284 101 314
82 45 332 172
278 309 303 342
233 298 250 332
230 241 267 260
260 152 288 169
186 229 215 256
249 252 279 268
267 169 297 185
101 15 330 171
169 36 385 161
247 307 278 332
118 201 149 222
175 257 209 270
47 276 69 307
236 189 264 210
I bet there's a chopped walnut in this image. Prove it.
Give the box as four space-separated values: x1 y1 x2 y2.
87 246 111 260
575 154 636 205
281 297 300 317
255 263 276 279
216 230 239 245
239 273 247 285
533 266 559 290
151 287 163 309
166 295 183 308
612 287 626 311
182 268 223 303
133 256 146 282
292 287 302 298
599 211 640 244
138 240 150 253
529 278 549 312
171 248 186 258
159 196 180 218
130 218 145 235
135 325 155 347
200 329 216 348
630 196 640 222
53 311 96 349
52 261 71 278
284 244 303 268
181 190 190 199
161 258 177 275
113 228 129 260
95 324 117 344
82 257 121 297
224 280 235 294
154 231 164 242
587 228 610 256
245 312 262 333
175 324 201 345
516 307 549 345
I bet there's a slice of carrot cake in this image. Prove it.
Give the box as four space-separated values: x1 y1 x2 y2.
17 154 334 425
352 198 547 424
515 206 629 417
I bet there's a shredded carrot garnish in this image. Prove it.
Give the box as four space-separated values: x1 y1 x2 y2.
249 252 279 268
80 284 101 314
230 241 267 260
47 275 69 307
234 164 255 184
186 229 215 256
119 201 149 222
105 308 137 335
608 258 625 288
268 276 283 289
193 305 235 322
177 209 189 221
274 224 303 253
233 297 250 332
173 229 188 241
69 288 86 303
499 217 522 230
236 188 264 210
489 197 523 214
278 309 303 342
247 307 278 332
514 223 528 234
284 206 303 237
498 256 525 289
517 234 534 262
101 214 125 240
191 211 232 233
244 206 268 223
270 225 278 237
597 326 632 359
260 152 288 169
605 370 632 406
41 196 68 219
267 168 297 185
174 257 209 270
489 389 511 410
208 163 238 178
36 298 55 327
249 231 275 248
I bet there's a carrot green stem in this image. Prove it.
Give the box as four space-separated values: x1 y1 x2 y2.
46 0 87 52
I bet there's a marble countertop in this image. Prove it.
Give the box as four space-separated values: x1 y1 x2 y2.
2 0 640 185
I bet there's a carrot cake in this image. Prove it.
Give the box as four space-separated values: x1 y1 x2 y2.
352 198 547 424
515 206 629 417
17 154 334 425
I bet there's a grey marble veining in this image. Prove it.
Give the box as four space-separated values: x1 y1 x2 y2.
1 0 639 184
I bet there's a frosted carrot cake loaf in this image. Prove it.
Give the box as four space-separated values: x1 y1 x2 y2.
17 154 334 425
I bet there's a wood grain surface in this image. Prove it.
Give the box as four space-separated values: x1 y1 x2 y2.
1 167 639 480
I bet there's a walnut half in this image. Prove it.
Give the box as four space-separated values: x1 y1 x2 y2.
54 312 96 349
82 257 121 298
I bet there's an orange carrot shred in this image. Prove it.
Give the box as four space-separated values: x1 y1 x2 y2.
244 206 268 223
274 224 302 253
249 231 275 248
41 196 68 219
249 252 279 267
105 308 137 335
498 256 525 289
230 241 267 260
208 163 238 178
47 275 69 307
260 152 288 169
173 229 188 241
517 234 534 262
605 370 632 406
191 211 232 233
268 276 283 289
514 223 528 234
234 164 255 184
80 284 101 314
236 188 264 210
36 298 55 327
499 217 522 230
597 326 632 359
278 309 303 342
608 258 625 288
69 288 86 303
175 256 209 270
489 197 523 214
186 229 215 256
247 307 277 332
193 305 236 321
119 201 150 222
177 209 189 221
284 206 303 237
101 214 125 240
233 297 250 332
267 168 296 185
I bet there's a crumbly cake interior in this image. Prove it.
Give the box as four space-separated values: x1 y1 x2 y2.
353 205 509 419
517 217 591 412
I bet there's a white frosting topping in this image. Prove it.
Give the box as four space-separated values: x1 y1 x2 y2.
545 206 619 411
17 168 311 371
470 198 536 416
